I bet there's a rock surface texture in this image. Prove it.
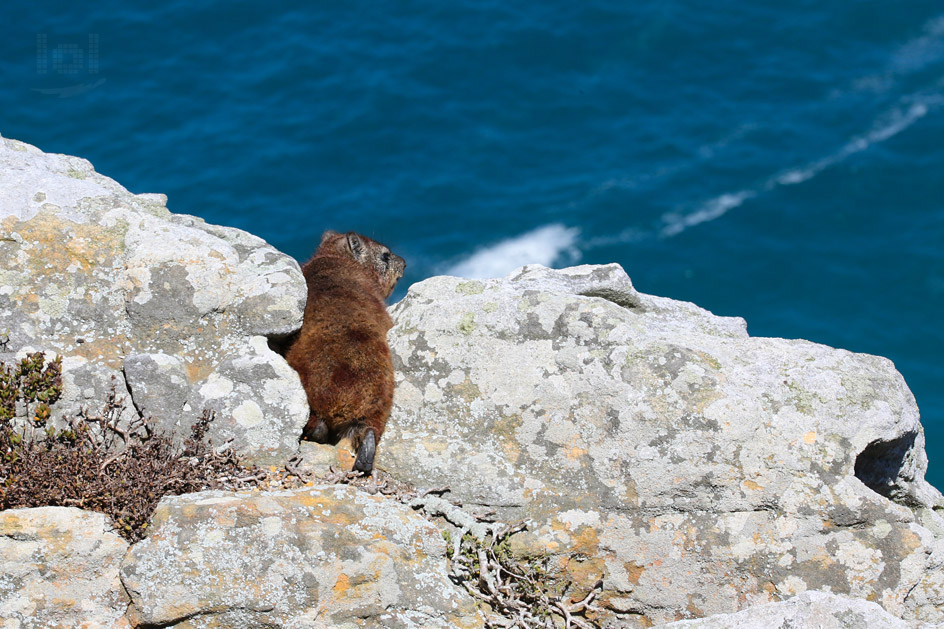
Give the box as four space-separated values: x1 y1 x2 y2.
0 507 131 628
382 263 944 626
120 485 484 628
0 137 308 464
4 138 944 628
655 590 925 629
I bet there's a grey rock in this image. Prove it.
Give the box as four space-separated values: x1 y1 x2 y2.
0 137 308 465
0 507 131 628
380 263 944 626
655 590 927 629
120 486 485 628
905 536 944 624
123 352 191 436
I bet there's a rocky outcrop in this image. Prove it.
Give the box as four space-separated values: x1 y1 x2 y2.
120 485 484 628
0 507 131 628
4 138 944 627
380 264 944 626
656 590 924 629
0 137 308 464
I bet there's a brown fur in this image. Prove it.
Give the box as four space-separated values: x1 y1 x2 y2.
285 230 405 472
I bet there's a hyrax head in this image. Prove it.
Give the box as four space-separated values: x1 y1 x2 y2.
318 230 406 298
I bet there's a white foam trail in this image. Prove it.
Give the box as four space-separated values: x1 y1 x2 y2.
660 191 756 238
775 102 928 187
446 224 581 279
660 99 933 238
892 16 944 73
838 14 944 96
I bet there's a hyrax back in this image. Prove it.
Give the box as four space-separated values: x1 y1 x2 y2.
285 230 405 473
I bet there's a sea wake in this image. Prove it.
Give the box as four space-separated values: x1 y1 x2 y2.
659 98 934 238
445 224 580 279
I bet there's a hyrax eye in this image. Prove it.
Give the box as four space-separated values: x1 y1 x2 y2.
381 252 391 263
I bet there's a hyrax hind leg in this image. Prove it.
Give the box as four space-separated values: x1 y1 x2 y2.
351 425 377 474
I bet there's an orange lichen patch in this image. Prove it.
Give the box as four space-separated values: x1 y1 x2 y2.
211 510 239 529
808 548 836 569
15 292 40 316
336 441 357 469
160 602 203 625
1 215 18 234
686 597 704 618
743 479 763 491
896 528 924 554
501 440 522 465
178 504 203 521
418 440 449 455
563 557 606 598
803 431 817 444
184 360 216 384
491 412 522 439
18 213 123 274
336 567 386 600
623 481 639 506
445 611 490 629
105 616 136 629
570 526 600 555
49 592 79 608
410 537 431 560
672 529 693 553
506 531 552 560
333 573 350 596
293 495 355 526
565 435 589 463
72 335 133 369
451 378 482 404
626 561 646 585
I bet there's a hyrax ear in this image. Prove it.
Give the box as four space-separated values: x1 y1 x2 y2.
346 232 365 260
320 230 340 247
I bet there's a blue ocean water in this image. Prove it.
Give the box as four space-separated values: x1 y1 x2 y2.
2 2 943 485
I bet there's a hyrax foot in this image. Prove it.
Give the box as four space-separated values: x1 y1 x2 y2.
353 429 376 474
302 417 331 443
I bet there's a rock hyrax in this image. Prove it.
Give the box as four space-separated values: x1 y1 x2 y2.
285 230 405 473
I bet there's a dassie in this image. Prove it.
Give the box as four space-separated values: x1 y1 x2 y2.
285 230 406 473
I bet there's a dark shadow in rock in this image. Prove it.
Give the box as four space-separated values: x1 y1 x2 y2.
267 331 298 359
854 431 920 507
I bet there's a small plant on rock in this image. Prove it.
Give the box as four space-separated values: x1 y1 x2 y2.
0 352 262 542
0 351 62 427
443 524 603 629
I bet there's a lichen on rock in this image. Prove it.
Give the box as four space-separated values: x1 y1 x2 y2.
120 485 484 628
0 507 131 628
0 137 308 465
4 136 944 628
380 262 944 626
